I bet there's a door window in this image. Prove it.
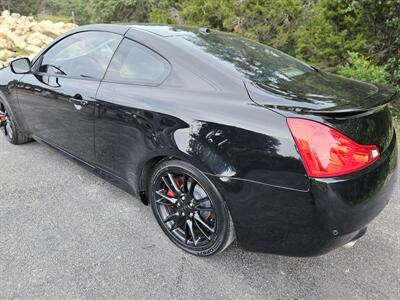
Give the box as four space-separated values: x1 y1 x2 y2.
38 31 121 79
104 38 170 85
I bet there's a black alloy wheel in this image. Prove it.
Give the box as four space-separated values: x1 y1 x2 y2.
149 160 235 256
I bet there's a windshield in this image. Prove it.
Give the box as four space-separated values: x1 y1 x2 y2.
176 32 315 84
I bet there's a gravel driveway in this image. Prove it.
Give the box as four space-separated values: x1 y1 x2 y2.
0 137 399 299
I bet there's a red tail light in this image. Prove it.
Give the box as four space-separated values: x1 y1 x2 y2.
287 118 380 178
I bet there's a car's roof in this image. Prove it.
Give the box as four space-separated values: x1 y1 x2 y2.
129 24 196 37
78 23 206 38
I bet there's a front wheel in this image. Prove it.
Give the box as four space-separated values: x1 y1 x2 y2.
149 160 235 256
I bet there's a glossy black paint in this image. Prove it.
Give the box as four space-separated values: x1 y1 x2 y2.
17 75 98 163
0 24 397 256
208 133 397 255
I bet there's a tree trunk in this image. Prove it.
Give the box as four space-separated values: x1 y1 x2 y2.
37 0 48 15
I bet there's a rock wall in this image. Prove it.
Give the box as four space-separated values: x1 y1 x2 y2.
0 10 78 68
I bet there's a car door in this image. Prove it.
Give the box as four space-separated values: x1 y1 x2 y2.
17 31 122 163
95 38 172 185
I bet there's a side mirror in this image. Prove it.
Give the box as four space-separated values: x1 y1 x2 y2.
10 57 31 74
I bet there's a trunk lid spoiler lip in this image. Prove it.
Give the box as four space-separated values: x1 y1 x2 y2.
244 80 398 116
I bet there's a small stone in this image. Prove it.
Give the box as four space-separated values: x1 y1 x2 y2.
1 10 10 18
0 50 15 61
24 44 42 54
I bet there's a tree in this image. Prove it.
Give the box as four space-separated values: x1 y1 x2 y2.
2 0 41 15
89 0 153 23
149 0 184 24
180 0 236 31
235 0 304 55
47 0 91 24
337 52 388 84
295 0 366 68
354 0 400 85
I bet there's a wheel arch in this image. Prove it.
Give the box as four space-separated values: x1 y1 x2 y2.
136 149 217 205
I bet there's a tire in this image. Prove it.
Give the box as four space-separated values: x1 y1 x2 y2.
0 102 32 145
148 159 235 256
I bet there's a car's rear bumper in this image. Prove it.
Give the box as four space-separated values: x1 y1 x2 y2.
207 134 398 256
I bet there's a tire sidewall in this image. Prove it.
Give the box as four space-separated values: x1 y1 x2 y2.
4 117 16 143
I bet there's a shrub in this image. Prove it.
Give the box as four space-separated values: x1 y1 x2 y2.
295 0 366 68
337 52 388 84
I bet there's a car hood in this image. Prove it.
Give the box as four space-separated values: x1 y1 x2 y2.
245 71 398 114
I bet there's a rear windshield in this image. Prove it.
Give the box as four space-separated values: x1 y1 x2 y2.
176 32 315 84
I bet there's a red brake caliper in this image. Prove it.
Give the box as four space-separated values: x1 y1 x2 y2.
0 111 6 127
166 189 176 197
166 177 183 203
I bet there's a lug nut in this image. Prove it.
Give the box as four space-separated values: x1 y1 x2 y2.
182 212 185 216
189 212 193 217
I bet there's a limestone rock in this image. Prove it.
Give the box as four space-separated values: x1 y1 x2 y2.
8 33 27 49
0 49 15 60
0 38 14 50
26 32 51 47
0 10 78 67
1 10 10 18
24 44 42 54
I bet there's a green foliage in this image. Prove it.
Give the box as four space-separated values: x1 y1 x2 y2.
149 0 183 24
15 47 30 57
354 0 400 85
235 0 304 55
149 0 305 55
337 52 388 84
34 14 72 23
46 0 90 24
2 0 41 15
295 0 366 68
180 0 236 30
88 0 152 23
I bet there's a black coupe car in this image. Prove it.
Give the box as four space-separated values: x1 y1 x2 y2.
0 24 398 256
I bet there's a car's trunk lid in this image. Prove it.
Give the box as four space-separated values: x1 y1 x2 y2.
245 71 398 154
245 71 397 114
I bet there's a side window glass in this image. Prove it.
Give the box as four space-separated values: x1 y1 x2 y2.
38 31 121 79
104 38 169 85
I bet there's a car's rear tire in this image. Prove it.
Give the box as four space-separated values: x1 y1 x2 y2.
148 159 235 256
0 103 32 145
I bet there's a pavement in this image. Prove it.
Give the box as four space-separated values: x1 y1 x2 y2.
0 136 399 300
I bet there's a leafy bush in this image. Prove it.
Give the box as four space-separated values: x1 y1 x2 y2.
149 0 183 24
295 0 366 68
237 0 304 55
337 52 388 84
179 0 236 30
355 0 400 86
